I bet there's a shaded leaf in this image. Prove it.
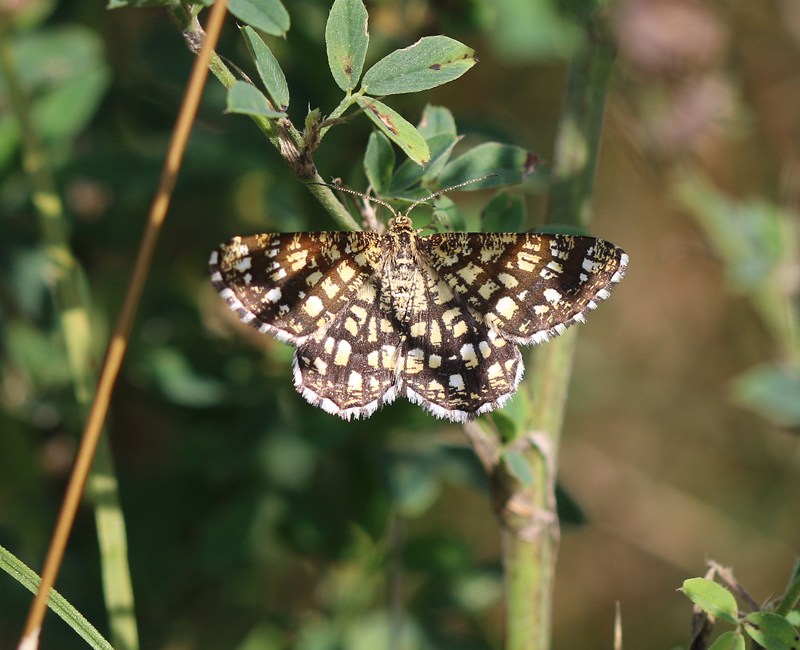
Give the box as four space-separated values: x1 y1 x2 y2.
388 454 441 517
357 96 429 165
147 347 226 407
326 0 369 91
743 612 800 650
481 191 526 232
432 195 465 232
3 26 110 142
504 450 534 486
364 131 395 195
34 66 110 142
439 142 538 189
490 410 518 442
226 81 287 118
677 176 786 291
732 364 800 426
361 35 476 95
389 133 459 193
418 104 457 138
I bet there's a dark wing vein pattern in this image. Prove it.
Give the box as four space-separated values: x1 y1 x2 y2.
210 221 627 423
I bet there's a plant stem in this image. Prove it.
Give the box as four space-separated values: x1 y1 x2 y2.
775 562 800 617
548 34 616 230
502 31 616 650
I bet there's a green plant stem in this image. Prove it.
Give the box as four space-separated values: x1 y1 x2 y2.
548 34 616 230
0 17 139 650
775 566 800 617
502 32 615 650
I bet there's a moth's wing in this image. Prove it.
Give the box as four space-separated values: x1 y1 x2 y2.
293 279 403 420
396 254 523 423
210 231 383 345
421 232 627 345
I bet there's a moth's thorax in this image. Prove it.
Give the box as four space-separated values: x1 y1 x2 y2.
382 215 423 321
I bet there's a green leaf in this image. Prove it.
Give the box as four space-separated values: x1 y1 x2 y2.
418 104 457 138
481 191 526 232
361 35 476 95
357 96 430 165
0 114 20 168
744 612 800 650
787 611 800 627
679 578 739 625
229 0 290 37
0 544 115 650
490 410 518 442
432 196 465 232
364 131 395 195
325 0 369 91
676 176 786 291
503 450 534 486
389 133 460 193
35 67 110 142
389 455 441 517
483 0 580 60
5 26 111 143
226 81 287 118
147 347 226 408
241 26 289 111
732 364 800 426
555 482 587 526
708 631 746 650
439 142 538 189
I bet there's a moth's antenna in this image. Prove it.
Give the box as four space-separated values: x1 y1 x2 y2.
307 181 399 218
403 174 500 215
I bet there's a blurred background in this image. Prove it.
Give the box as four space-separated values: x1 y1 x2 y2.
1 0 799 648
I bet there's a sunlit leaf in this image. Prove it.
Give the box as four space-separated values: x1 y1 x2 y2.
241 25 289 111
325 0 369 91
229 0 290 36
680 578 739 625
357 96 429 165
362 35 476 95
708 631 746 650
